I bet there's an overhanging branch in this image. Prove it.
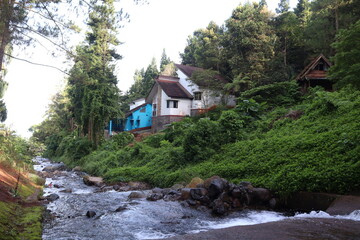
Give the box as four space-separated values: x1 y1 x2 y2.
5 53 69 75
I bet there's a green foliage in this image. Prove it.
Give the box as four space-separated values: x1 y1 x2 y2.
240 81 302 108
183 118 221 162
329 20 360 90
74 88 360 197
99 132 134 151
55 135 94 165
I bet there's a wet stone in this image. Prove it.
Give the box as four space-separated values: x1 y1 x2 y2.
86 211 96 218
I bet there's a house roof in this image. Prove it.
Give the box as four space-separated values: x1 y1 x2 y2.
174 63 228 86
157 79 193 99
125 103 148 117
296 54 332 81
174 64 203 78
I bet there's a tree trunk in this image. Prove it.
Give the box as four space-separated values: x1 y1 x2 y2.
0 1 14 76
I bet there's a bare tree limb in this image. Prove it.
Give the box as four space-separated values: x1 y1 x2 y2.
5 53 69 75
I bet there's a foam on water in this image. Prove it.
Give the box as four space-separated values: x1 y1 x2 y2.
294 210 360 221
195 211 286 231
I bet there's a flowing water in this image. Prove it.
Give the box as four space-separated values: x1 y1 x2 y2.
34 157 360 240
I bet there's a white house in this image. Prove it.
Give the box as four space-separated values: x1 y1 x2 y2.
146 64 236 132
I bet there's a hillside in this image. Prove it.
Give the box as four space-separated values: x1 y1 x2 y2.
57 87 360 197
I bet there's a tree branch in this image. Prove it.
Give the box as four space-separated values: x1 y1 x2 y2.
5 53 69 75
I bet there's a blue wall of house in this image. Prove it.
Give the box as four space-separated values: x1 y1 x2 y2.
125 104 152 131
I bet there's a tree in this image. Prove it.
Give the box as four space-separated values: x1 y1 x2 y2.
294 0 310 25
222 2 276 87
141 57 159 96
276 0 290 14
160 49 171 72
329 20 360 89
67 0 121 146
180 21 224 71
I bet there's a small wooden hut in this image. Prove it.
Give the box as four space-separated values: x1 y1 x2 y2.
296 54 333 92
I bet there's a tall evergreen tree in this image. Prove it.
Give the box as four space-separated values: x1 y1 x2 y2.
222 2 276 87
294 0 310 25
67 0 121 146
276 0 290 14
141 58 159 96
160 49 171 72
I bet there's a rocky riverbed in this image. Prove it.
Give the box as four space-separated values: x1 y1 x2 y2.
34 157 360 240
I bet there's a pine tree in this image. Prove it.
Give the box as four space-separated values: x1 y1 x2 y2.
276 0 290 14
67 0 121 146
160 49 171 72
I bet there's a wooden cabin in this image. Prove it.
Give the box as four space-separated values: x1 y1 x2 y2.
296 54 333 92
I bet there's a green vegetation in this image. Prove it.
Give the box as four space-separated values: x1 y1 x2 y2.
32 0 360 199
0 126 44 240
54 88 360 196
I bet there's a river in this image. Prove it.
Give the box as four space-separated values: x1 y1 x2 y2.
34 157 360 240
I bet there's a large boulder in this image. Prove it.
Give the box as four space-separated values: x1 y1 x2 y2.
45 193 59 202
128 191 147 199
204 176 229 200
247 187 272 205
83 176 104 187
43 163 66 172
146 193 164 201
128 181 151 190
190 188 209 204
186 177 204 188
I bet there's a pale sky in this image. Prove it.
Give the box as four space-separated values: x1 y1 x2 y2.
3 0 295 138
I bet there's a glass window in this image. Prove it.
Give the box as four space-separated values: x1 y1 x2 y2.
194 92 202 100
167 100 178 108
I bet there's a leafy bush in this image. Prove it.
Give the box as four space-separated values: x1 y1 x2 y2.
240 81 301 108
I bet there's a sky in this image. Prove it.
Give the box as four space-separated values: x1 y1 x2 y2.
3 0 296 138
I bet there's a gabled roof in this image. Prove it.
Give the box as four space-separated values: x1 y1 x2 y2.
296 54 332 81
174 63 228 86
125 103 148 117
174 64 203 78
157 79 193 99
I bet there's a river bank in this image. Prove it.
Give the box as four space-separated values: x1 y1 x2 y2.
0 161 44 240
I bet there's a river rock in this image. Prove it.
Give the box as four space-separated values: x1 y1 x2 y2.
248 187 272 205
204 176 229 200
190 188 208 201
128 181 150 190
146 193 164 201
163 191 181 201
170 183 184 190
83 176 104 187
53 184 63 188
211 198 228 215
72 166 82 172
60 189 72 193
86 211 96 218
180 188 191 200
115 205 128 212
45 193 60 202
128 191 147 199
152 187 163 194
186 177 204 188
43 163 66 172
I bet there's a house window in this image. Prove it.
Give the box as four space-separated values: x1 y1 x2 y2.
152 104 157 116
130 120 134 126
194 92 202 100
136 120 140 126
167 100 178 108
140 107 146 113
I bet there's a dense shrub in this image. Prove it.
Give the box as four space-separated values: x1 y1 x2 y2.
240 81 302 108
